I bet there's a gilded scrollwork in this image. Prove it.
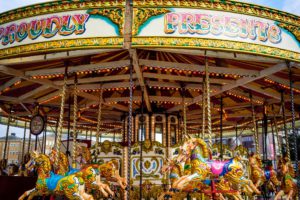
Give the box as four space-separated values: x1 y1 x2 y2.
132 37 300 62
0 0 125 25
88 8 125 35
133 8 171 35
132 0 299 28
0 37 123 59
277 23 300 43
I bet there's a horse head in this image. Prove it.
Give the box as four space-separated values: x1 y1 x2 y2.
26 151 51 175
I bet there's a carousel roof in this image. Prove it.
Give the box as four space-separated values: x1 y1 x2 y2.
0 48 299 135
0 0 299 137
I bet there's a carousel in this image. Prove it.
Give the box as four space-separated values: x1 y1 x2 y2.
0 0 299 199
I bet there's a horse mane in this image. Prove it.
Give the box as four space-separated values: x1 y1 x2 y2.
254 154 262 167
81 146 92 164
173 162 183 177
193 138 209 158
36 154 52 173
288 163 296 178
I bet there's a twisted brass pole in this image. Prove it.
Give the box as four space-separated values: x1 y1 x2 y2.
95 86 103 150
281 91 290 161
202 76 206 139
205 58 212 150
272 104 282 156
250 92 259 155
183 97 187 137
72 75 78 168
54 75 67 168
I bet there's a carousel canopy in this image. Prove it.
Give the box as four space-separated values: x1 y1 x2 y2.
0 0 299 136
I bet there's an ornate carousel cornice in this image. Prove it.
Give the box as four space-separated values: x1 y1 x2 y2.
0 0 299 28
0 0 125 25
133 0 300 27
132 37 300 62
0 37 123 59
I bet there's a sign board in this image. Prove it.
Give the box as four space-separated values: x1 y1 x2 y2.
0 10 119 49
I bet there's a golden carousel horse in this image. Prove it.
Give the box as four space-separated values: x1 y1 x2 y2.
49 148 114 198
19 151 93 200
49 148 127 197
76 145 127 190
274 156 297 200
249 153 281 191
159 157 244 200
170 137 260 197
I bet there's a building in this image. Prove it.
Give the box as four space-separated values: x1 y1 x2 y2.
0 132 55 165
0 133 33 164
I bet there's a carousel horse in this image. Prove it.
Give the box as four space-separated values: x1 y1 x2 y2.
76 145 127 190
249 153 281 191
173 137 261 196
49 148 114 198
274 156 297 200
160 157 244 200
19 151 93 200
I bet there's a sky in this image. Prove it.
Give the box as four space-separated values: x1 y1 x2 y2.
0 0 299 15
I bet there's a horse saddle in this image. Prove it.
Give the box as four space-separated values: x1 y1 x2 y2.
210 161 227 175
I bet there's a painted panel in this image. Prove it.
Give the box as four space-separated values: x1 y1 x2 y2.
0 10 120 50
135 8 300 53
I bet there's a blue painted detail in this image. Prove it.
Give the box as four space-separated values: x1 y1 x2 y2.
202 179 211 186
169 173 179 179
220 159 233 176
138 8 175 35
67 167 80 175
46 172 64 191
264 170 271 180
275 21 300 47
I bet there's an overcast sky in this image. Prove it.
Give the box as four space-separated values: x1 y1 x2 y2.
0 0 299 15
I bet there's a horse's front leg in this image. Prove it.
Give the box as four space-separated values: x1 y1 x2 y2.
171 175 190 189
175 173 201 190
114 173 127 190
217 193 226 200
232 193 244 200
95 175 109 197
78 184 94 200
255 179 262 188
100 182 114 197
274 190 284 200
27 190 45 200
18 188 36 200
241 178 260 195
287 189 294 200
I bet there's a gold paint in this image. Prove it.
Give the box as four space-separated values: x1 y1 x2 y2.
133 8 171 35
278 23 300 43
0 0 125 25
88 8 125 35
0 37 123 59
132 0 299 28
132 37 300 62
